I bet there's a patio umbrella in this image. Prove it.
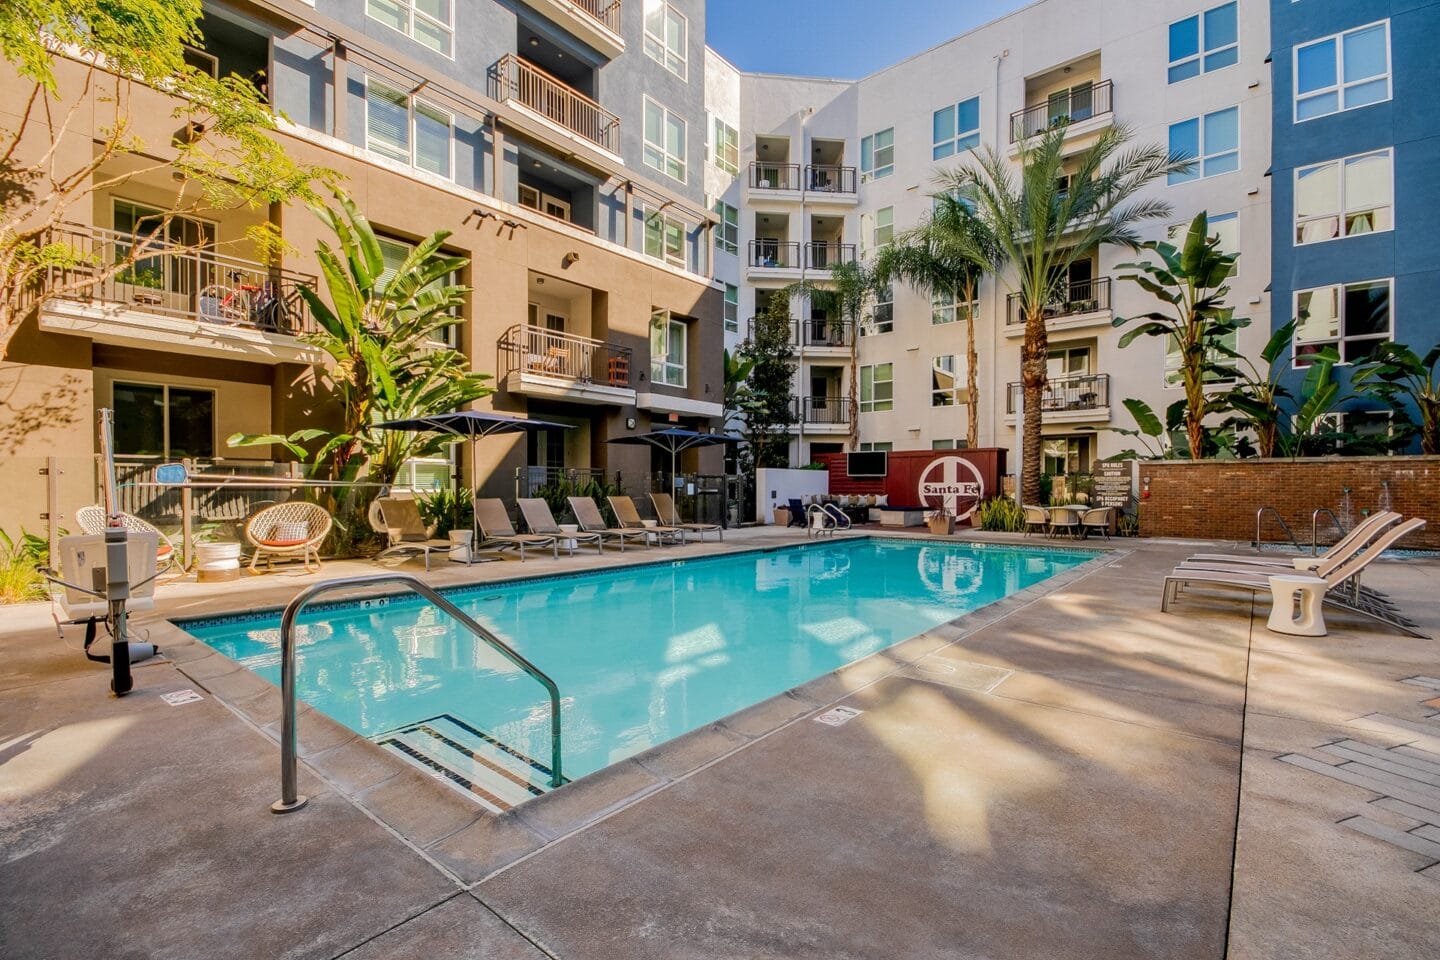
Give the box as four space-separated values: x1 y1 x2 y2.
605 427 731 495
374 411 574 550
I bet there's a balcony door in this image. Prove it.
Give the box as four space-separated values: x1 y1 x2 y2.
112 199 215 301
1047 346 1092 381
525 304 572 378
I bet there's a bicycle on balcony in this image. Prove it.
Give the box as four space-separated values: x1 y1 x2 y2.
199 270 287 330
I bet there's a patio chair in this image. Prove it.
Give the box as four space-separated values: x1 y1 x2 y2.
787 498 806 528
75 505 180 574
474 498 558 561
374 497 451 571
649 492 722 542
568 496 650 551
821 502 853 531
243 501 332 573
1022 505 1049 538
1183 511 1401 573
1079 506 1113 540
1160 517 1427 637
608 496 686 545
518 498 603 555
1048 505 1082 539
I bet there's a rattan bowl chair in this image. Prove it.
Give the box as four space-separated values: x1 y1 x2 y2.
75 505 180 574
243 501 333 573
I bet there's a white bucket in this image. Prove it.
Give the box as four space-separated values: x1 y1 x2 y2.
196 541 242 582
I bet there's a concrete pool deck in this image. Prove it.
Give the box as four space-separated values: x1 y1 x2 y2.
3 529 1439 958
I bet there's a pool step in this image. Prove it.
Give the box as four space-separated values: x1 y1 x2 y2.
371 714 556 813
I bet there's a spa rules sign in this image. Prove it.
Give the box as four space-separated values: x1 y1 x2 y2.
917 456 985 521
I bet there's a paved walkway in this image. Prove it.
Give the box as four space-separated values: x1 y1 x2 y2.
2 531 1438 958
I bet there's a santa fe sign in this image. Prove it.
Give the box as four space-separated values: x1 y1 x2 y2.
917 456 986 521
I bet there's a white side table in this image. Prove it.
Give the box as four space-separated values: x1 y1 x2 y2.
1267 574 1327 636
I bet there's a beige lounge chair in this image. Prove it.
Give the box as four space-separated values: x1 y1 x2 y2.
1161 517 1427 637
375 497 451 570
649 492 722 542
608 495 686 545
518 498 603 555
474 498 557 561
75 505 180 573
568 497 650 551
1183 511 1401 572
244 501 333 572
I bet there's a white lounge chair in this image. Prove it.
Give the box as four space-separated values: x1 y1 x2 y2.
474 498 557 561
1183 511 1401 572
375 497 451 570
568 497 650 551
649 492 722 542
608 495 686 545
518 498 603 555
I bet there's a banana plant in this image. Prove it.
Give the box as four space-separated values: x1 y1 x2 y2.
1353 342 1440 454
1218 320 1297 459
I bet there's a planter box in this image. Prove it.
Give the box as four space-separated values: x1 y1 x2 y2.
927 515 956 536
773 506 791 527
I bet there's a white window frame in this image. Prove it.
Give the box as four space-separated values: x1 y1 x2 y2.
643 97 687 183
1293 20 1392 123
932 96 981 160
722 283 738 333
713 200 738 255
1167 106 1240 185
1167 211 1239 275
1292 277 1394 367
643 0 687 79
931 354 964 407
111 380 217 460
1293 149 1393 246
864 283 893 335
711 116 739 176
644 208 686 270
650 309 688 387
931 289 979 325
860 128 894 182
858 441 893 452
364 77 454 179
871 206 894 249
366 0 454 58
1167 2 1238 84
1163 329 1238 388
859 363 894 413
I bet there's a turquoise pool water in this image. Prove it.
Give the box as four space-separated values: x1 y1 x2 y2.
186 538 1091 781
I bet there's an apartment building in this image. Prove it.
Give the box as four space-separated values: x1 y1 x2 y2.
0 0 729 533
717 0 1274 475
1268 0 1440 442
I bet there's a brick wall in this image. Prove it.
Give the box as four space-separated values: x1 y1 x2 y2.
1138 457 1440 549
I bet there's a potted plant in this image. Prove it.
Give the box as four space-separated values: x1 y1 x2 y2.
927 506 956 536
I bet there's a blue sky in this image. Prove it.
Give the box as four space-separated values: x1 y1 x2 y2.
706 0 1031 78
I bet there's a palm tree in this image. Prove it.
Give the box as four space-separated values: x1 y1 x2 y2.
871 191 1001 446
780 258 874 450
940 124 1184 505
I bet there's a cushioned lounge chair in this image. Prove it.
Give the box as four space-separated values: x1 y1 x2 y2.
518 498 603 555
608 495 686 545
649 492 722 542
374 497 451 570
474 498 557 561
1183 511 1401 572
244 501 332 573
568 497 650 551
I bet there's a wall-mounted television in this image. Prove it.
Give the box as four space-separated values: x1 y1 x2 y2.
847 451 888 478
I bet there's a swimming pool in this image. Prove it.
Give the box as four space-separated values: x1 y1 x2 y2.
185 538 1092 807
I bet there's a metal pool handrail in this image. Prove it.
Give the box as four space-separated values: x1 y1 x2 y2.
271 573 563 814
1310 507 1346 556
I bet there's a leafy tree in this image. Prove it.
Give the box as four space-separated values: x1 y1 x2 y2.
1113 212 1248 460
1221 319 1356 458
1353 342 1440 454
721 346 754 435
780 259 875 450
1219 320 1296 458
872 190 1002 447
229 193 491 484
940 124 1184 504
737 297 797 470
0 0 330 359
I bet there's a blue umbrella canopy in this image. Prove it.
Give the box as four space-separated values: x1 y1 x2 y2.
374 410 575 437
606 427 731 486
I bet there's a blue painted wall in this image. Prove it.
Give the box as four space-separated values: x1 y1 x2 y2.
1270 0 1440 444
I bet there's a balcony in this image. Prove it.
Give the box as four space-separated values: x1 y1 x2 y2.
1004 277 1112 336
806 241 856 271
746 316 798 345
497 323 635 405
1006 373 1111 424
516 0 624 59
800 317 853 349
804 164 858 203
491 55 621 158
748 162 802 198
792 395 851 432
746 239 803 280
1010 79 1114 144
31 222 322 364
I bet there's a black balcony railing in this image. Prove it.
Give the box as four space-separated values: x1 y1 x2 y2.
1006 276 1112 325
794 395 852 425
745 316 799 344
748 239 801 269
1010 79 1114 142
30 222 317 335
1007 373 1111 415
805 241 856 270
497 324 633 389
749 162 801 191
801 317 853 347
805 164 857 194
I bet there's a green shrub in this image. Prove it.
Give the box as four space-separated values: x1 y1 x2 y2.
0 529 49 604
418 487 473 538
976 497 1025 533
1116 512 1140 537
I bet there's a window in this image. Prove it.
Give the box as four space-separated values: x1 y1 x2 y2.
1042 436 1090 475
1294 279 1392 365
1294 149 1392 244
644 210 686 269
1295 21 1390 121
1164 329 1237 387
643 0 687 79
519 184 572 222
113 382 215 459
1168 106 1239 184
859 363 894 412
1168 2 1237 83
931 355 964 406
1047 346 1092 381
366 79 452 177
367 0 453 57
1167 211 1239 274
865 283 893 335
931 289 978 325
722 283 739 333
643 98 687 182
711 117 739 175
377 234 459 344
713 200 738 255
860 128 894 182
859 441 893 452
871 207 894 248
650 309 687 386
394 456 452 492
933 97 980 160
